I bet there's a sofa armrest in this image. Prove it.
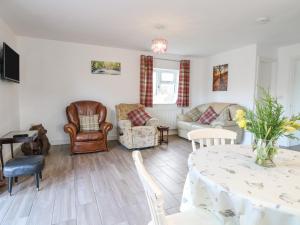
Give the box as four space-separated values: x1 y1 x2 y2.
145 118 159 127
211 120 237 127
64 123 78 141
100 122 113 136
177 114 193 122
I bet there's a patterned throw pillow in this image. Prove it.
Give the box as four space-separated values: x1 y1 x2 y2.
79 114 100 131
214 108 231 122
127 108 151 126
197 106 218 124
186 108 202 121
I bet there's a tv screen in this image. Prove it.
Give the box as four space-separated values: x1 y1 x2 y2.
1 42 19 83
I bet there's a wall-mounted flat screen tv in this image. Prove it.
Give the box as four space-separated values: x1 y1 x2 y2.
1 42 19 83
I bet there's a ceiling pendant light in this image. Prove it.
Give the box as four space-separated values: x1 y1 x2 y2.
151 38 168 54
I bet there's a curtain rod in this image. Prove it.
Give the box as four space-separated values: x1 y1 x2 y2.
154 57 180 62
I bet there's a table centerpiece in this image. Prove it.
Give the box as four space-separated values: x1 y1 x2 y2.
235 91 300 167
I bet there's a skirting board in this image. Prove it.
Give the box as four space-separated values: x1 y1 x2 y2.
51 129 178 145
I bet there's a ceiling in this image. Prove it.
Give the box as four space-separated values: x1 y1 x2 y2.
0 0 300 56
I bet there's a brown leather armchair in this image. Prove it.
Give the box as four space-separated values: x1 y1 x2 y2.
64 101 113 154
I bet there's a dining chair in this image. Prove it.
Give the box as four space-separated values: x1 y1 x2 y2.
187 128 237 152
132 151 221 225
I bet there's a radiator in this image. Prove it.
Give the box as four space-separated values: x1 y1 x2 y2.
146 106 181 129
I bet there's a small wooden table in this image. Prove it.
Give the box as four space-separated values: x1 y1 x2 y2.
0 130 38 171
157 126 169 145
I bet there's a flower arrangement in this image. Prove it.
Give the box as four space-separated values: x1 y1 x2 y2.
235 91 300 167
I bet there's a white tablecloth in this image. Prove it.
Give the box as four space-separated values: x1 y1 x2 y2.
180 145 300 225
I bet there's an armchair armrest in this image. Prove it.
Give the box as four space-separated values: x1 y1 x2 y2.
145 118 159 127
64 123 78 141
177 114 193 122
100 122 113 136
64 123 77 135
118 120 132 129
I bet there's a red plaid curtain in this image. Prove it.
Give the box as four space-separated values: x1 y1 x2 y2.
140 55 153 107
176 60 190 107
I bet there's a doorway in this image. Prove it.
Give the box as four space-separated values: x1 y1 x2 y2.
255 57 277 100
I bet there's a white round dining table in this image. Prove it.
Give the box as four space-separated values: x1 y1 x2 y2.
180 145 300 225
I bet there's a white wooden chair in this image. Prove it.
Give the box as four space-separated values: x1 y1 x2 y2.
132 151 221 225
187 128 237 152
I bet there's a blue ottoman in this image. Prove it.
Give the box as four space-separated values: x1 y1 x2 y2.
3 155 45 195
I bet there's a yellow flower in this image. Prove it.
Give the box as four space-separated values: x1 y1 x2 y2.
235 110 246 121
237 119 247 129
291 122 300 129
283 125 297 133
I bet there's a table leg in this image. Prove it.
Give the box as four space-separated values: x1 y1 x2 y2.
10 143 14 158
166 129 169 144
0 144 3 172
0 144 5 185
160 130 163 144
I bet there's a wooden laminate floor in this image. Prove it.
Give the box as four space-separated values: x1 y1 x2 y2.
0 136 192 225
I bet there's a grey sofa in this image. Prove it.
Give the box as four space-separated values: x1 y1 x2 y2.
177 103 244 144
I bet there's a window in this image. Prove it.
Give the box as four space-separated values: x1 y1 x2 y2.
153 68 179 104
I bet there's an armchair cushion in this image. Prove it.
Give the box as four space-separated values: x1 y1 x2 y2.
79 114 100 131
127 108 151 126
76 131 104 142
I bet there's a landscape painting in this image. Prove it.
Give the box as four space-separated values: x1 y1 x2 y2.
91 60 121 75
213 64 228 91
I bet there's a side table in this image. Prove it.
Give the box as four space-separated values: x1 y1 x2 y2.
157 126 169 145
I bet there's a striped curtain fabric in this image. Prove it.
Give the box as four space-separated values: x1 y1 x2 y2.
140 55 153 107
176 60 190 107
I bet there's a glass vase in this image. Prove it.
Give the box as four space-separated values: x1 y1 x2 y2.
252 139 278 167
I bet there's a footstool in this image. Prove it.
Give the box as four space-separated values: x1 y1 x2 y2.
3 155 45 195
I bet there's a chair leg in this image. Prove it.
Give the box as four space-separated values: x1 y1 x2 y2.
39 171 42 180
8 177 13 196
35 173 40 191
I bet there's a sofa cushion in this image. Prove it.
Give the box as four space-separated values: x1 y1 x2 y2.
128 108 151 126
177 121 211 130
186 108 202 121
79 114 100 131
190 122 211 130
197 106 218 124
76 131 104 141
177 121 194 130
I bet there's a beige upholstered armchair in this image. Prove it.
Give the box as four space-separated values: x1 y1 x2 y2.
115 104 159 149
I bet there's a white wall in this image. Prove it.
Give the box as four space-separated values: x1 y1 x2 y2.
16 37 259 146
202 44 258 143
0 19 20 160
18 37 205 144
205 44 258 109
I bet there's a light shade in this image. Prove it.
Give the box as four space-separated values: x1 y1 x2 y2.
151 38 167 54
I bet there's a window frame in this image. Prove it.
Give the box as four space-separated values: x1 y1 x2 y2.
153 68 179 105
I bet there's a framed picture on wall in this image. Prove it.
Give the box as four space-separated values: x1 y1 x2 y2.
213 64 228 91
91 60 121 75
